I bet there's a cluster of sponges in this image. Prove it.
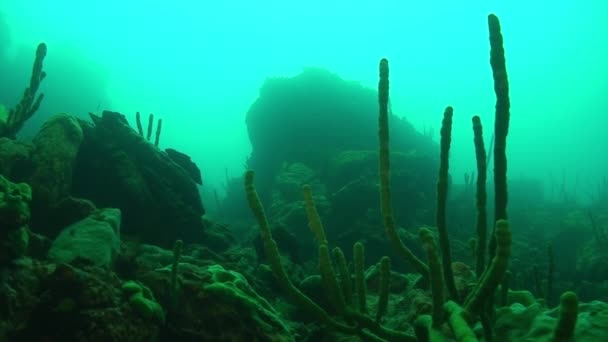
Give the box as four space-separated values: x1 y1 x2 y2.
247 170 418 341
243 11 585 342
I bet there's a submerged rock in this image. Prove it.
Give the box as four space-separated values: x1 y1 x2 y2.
29 113 84 232
71 111 205 247
31 113 84 208
495 300 608 341
140 262 295 341
0 175 32 263
0 137 34 181
5 262 161 341
48 207 121 267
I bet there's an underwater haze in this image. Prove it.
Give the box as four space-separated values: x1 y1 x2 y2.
0 0 606 199
3 1 608 340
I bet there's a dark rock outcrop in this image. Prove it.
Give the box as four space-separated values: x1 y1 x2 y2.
0 137 35 181
71 111 205 247
165 148 202 185
29 114 84 232
245 67 437 204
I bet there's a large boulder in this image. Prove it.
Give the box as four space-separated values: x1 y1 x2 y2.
245 67 437 205
29 114 84 231
71 111 205 247
31 114 83 204
48 208 121 267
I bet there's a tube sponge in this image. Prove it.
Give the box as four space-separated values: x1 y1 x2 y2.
377 58 429 279
464 220 511 318
488 14 510 259
553 291 578 341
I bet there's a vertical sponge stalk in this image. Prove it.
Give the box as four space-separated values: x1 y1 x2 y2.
245 170 290 287
436 106 459 301
472 116 488 277
419 227 446 327
553 291 578 341
377 58 429 279
319 244 347 315
464 220 511 318
245 170 349 331
333 247 354 307
354 242 367 314
303 185 328 245
375 256 391 323
488 14 511 258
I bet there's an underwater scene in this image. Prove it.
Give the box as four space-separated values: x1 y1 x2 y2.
0 1 607 341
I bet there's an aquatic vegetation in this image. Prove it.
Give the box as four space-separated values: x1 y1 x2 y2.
0 42 46 139
134 111 163 148
0 5 605 341
244 14 583 341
